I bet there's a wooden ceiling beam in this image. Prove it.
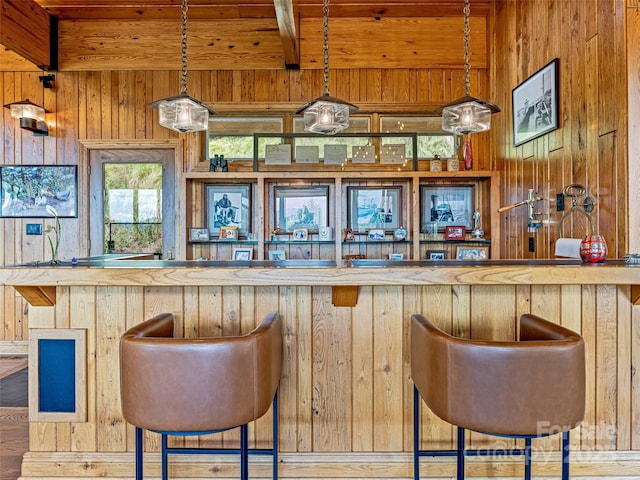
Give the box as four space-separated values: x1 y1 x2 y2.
0 0 57 69
274 0 300 68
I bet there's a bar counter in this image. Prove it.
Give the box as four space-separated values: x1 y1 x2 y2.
1 259 639 479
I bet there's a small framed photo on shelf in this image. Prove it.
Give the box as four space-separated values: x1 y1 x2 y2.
420 184 474 232
343 228 355 241
456 245 489 260
389 253 404 260
348 186 403 233
205 183 251 238
274 186 329 233
427 250 447 260
292 228 308 241
219 225 238 240
268 250 286 261
189 228 210 242
368 229 385 241
233 247 253 261
445 225 466 240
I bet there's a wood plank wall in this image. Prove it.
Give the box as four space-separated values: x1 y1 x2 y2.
0 62 491 345
489 0 630 259
20 283 640 478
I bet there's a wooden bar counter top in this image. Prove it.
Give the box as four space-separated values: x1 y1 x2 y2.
2 258 639 479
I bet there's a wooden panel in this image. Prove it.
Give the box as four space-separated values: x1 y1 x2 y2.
0 0 52 68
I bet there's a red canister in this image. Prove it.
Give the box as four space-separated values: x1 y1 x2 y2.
580 234 608 263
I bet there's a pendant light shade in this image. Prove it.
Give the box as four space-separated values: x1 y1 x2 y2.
296 0 358 135
441 0 499 135
149 0 214 133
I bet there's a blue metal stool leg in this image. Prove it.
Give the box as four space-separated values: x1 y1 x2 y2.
457 427 465 480
135 427 143 480
524 437 532 480
161 433 168 480
240 423 249 480
562 431 570 480
413 387 420 480
273 392 279 480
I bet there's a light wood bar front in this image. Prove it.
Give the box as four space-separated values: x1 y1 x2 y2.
1 260 639 479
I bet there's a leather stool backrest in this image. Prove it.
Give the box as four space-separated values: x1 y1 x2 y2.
120 312 282 433
411 313 585 436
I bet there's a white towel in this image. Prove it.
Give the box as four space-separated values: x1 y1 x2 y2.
555 238 582 258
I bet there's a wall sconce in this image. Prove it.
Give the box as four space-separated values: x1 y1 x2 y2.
4 99 49 136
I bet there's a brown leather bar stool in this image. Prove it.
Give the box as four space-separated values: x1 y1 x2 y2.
411 313 585 480
120 312 282 480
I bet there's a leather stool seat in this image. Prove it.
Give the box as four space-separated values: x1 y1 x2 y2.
120 312 282 480
411 313 585 480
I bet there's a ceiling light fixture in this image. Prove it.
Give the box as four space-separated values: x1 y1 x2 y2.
4 99 49 136
295 0 358 135
149 0 214 133
441 0 500 135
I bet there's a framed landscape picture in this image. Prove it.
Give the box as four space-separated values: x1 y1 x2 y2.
274 186 328 233
347 186 402 233
0 165 78 218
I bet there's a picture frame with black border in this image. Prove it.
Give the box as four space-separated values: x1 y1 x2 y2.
205 183 251 238
427 250 447 260
348 186 403 233
512 58 559 146
274 186 329 233
0 165 78 218
420 184 474 232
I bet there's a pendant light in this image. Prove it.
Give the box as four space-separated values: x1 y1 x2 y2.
295 0 358 135
149 0 215 133
441 0 500 135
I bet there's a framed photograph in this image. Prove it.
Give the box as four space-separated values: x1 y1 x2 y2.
274 186 329 233
189 228 210 241
292 228 308 241
420 185 474 231
343 227 355 241
456 245 489 260
0 165 78 218
427 250 447 260
389 253 404 260
368 229 385 241
268 250 286 261
233 247 253 261
219 226 238 240
445 225 466 240
348 186 402 233
205 183 251 238
512 58 559 146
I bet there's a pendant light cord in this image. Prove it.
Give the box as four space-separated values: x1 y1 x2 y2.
180 0 189 95
322 0 330 96
463 0 471 97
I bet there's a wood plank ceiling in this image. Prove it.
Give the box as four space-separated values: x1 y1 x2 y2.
2 0 490 69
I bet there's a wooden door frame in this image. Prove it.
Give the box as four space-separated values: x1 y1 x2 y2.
79 140 183 258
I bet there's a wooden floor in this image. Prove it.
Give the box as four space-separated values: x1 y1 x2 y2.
0 356 29 480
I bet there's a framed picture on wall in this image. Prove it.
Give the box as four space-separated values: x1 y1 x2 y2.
274 186 329 233
512 58 559 146
420 185 474 232
205 183 251 238
347 186 403 233
0 165 78 218
456 245 489 260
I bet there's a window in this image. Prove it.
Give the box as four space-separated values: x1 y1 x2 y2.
380 117 457 158
207 117 283 160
